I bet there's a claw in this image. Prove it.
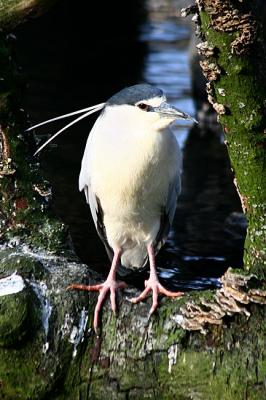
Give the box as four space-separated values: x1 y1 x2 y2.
130 286 150 304
68 279 127 332
132 244 184 317
130 278 183 316
66 283 102 292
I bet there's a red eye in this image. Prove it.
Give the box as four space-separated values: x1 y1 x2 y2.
137 103 149 111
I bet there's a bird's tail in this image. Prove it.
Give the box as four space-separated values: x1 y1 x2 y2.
120 244 148 271
105 242 148 277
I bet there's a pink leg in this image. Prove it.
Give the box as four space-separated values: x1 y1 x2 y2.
67 249 126 333
130 244 183 316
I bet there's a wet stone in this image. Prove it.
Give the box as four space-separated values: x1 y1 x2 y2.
0 284 40 347
0 249 45 281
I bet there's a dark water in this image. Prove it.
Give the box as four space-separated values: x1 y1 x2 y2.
14 1 245 291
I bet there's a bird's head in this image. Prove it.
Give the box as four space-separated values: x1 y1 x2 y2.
106 83 196 131
29 83 197 156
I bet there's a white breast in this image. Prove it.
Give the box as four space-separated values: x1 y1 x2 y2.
80 106 181 258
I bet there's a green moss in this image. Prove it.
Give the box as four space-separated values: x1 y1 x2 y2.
0 259 90 400
67 311 263 400
199 9 266 277
0 250 45 280
0 0 59 31
34 287 265 400
0 35 69 255
0 289 31 347
0 285 49 398
0 335 48 399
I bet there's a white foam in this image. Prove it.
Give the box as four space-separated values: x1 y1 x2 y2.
168 344 178 373
0 272 25 296
69 307 88 357
30 281 52 336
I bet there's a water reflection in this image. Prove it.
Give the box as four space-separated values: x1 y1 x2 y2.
14 1 245 292
140 18 194 148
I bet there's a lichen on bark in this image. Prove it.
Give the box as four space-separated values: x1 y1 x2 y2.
0 36 68 252
0 0 59 31
189 0 266 277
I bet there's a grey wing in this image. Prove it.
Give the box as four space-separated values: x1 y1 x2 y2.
79 131 114 261
153 173 181 254
82 182 114 262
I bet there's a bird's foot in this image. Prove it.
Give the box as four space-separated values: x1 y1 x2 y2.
130 277 183 316
67 279 127 333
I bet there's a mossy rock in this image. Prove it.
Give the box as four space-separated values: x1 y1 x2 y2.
0 284 40 347
0 250 45 280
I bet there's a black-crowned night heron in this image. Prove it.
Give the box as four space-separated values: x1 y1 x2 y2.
30 84 196 332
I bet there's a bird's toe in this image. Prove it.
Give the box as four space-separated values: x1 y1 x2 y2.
157 283 184 298
129 286 151 304
130 278 183 317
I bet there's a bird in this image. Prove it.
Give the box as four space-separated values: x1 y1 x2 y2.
28 83 196 332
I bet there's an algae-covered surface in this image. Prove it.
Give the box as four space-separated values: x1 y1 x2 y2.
0 246 95 399
1 243 265 399
195 0 266 276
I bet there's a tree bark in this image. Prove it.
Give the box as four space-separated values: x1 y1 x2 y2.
189 0 266 277
0 0 59 30
0 1 266 399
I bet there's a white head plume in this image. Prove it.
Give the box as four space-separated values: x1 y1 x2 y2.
26 103 106 155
